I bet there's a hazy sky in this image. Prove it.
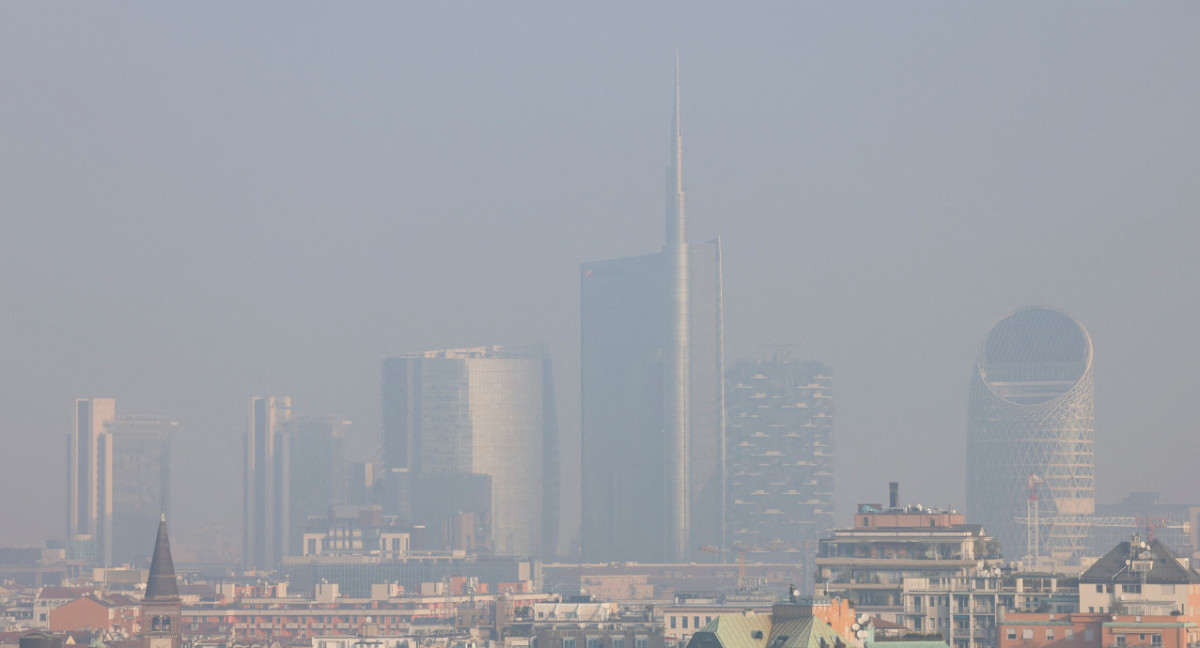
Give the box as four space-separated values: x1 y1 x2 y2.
2 3 1198 553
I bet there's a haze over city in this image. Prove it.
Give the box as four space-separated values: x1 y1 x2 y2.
1 1 1198 555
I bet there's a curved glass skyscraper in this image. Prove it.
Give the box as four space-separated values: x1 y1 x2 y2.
967 307 1094 564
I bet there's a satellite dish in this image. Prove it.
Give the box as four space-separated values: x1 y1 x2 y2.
852 624 860 632
856 631 866 640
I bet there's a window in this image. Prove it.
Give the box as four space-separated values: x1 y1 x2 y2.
564 638 576 648
587 636 601 648
613 637 625 648
1006 630 1017 640
1124 584 1141 594
1115 636 1125 647
694 617 701 629
635 636 648 648
1046 630 1054 640
1152 635 1162 647
1022 630 1033 640
1066 629 1074 640
670 617 677 629
682 616 688 629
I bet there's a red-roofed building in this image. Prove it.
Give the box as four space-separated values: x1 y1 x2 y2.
48 594 139 636
34 588 98 628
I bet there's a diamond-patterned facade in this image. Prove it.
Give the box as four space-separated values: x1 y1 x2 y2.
966 307 1094 563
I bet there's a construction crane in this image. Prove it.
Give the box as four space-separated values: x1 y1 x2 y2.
759 343 803 363
1027 474 1043 570
1090 516 1191 541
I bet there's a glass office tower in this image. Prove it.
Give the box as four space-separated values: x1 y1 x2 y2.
381 346 558 558
967 307 1095 564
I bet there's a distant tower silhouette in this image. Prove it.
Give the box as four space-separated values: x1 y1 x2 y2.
243 396 291 569
141 514 181 648
68 399 174 566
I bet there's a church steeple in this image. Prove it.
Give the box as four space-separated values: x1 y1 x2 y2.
145 513 179 601
142 514 181 648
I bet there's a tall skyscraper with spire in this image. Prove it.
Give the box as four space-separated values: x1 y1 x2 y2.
580 60 725 563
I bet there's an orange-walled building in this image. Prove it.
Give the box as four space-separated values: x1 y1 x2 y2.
48 594 140 635
1000 613 1199 648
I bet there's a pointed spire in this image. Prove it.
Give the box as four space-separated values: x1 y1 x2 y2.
144 516 180 601
666 49 687 246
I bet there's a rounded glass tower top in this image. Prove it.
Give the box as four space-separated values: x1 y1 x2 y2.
978 307 1092 405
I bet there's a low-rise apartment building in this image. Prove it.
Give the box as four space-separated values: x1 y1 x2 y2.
815 497 1000 622
900 573 1076 648
1076 536 1200 616
1000 612 1198 648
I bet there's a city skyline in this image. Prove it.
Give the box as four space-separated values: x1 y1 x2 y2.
2 4 1199 550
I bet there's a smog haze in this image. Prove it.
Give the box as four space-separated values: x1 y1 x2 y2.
1 3 1198 550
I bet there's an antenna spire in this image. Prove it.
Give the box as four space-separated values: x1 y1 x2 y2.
666 50 686 246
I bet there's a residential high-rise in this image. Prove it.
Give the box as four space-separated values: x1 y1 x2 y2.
580 61 725 563
725 358 833 571
381 346 559 557
966 307 1095 565
67 399 174 566
243 396 291 569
